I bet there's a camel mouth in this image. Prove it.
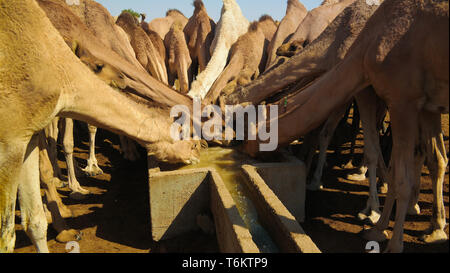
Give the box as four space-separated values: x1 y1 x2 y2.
185 157 200 165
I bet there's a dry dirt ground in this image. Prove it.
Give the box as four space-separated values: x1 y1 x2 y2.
14 115 449 253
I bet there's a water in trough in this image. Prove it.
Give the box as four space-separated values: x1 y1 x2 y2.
179 147 279 253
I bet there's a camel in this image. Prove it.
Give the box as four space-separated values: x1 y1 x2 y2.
0 0 202 253
140 13 167 67
164 22 193 94
184 0 216 75
242 0 448 252
187 0 250 100
117 11 169 85
275 0 356 60
148 9 189 40
264 0 307 71
204 20 270 106
224 0 392 224
254 15 278 73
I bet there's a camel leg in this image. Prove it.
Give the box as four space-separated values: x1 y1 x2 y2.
62 118 90 199
81 124 103 177
44 118 66 187
0 141 28 252
355 90 382 224
38 132 82 243
308 105 348 191
18 135 49 253
420 113 448 243
383 106 419 253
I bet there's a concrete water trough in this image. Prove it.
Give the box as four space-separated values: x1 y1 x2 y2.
147 150 321 253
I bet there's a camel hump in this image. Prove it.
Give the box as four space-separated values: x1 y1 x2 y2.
166 9 185 17
248 21 259 32
259 14 274 23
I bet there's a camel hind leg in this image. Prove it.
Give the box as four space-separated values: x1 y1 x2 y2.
420 112 448 243
0 140 28 252
18 134 49 253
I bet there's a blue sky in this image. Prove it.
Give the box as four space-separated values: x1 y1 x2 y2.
96 0 323 22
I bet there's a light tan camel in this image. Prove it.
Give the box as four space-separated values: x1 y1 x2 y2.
149 9 189 40
117 12 169 85
0 0 202 253
264 0 307 71
184 0 216 75
188 0 250 99
204 21 268 105
66 0 146 164
242 0 448 252
164 22 193 94
140 13 167 66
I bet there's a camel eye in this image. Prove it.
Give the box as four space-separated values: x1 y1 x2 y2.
94 64 104 73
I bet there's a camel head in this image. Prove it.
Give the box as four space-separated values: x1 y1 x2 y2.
276 40 304 57
148 140 202 165
71 41 127 90
117 11 139 33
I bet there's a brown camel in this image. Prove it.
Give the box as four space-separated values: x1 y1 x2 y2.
149 9 189 40
140 12 167 66
242 0 448 252
255 15 278 73
0 0 202 253
264 0 307 71
184 0 216 75
204 20 269 105
275 0 355 59
117 11 169 85
224 0 392 224
164 22 193 94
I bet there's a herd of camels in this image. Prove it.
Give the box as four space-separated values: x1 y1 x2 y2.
0 0 448 253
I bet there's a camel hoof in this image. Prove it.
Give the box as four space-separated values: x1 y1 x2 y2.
361 227 388 242
82 165 104 177
407 204 421 216
53 178 68 188
347 173 366 181
420 229 448 244
56 230 83 243
69 191 89 200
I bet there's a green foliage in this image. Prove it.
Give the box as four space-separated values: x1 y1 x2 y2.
122 9 140 19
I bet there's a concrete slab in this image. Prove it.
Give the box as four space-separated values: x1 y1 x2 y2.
242 164 321 253
148 167 259 253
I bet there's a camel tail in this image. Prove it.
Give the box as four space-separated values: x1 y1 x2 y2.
204 54 244 105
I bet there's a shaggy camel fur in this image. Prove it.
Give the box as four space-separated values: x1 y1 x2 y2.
117 12 169 85
265 0 307 71
188 0 249 99
165 22 193 94
226 0 392 224
149 9 189 40
242 0 448 252
0 0 203 252
204 21 268 105
184 0 216 75
276 0 355 59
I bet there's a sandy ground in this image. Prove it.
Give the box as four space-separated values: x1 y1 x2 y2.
14 116 449 253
